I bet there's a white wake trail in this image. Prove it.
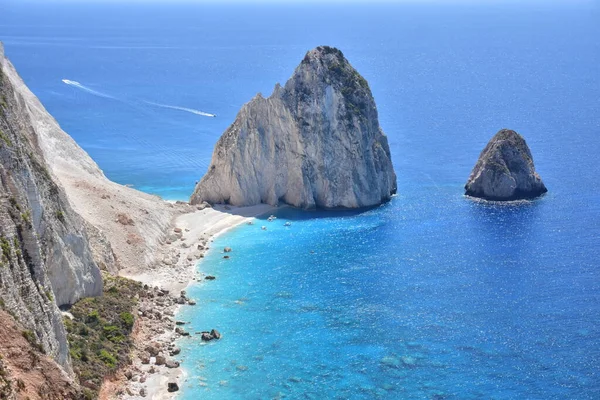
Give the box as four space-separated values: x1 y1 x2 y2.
144 101 216 118
62 79 115 99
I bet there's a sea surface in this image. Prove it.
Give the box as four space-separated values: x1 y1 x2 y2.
2 1 600 398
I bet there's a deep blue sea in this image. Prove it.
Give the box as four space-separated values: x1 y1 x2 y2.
2 1 600 398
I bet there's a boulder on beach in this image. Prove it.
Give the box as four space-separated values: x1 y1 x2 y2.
465 129 547 201
167 382 179 392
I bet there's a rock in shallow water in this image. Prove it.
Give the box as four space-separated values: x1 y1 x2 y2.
465 129 547 201
190 45 397 209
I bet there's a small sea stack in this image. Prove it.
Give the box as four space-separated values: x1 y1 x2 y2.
465 129 547 201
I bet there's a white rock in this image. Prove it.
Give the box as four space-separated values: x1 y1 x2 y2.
191 46 396 209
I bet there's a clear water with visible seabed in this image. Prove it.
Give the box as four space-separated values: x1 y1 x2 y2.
2 1 599 398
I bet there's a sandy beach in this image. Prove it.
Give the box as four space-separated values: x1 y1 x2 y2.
101 203 274 400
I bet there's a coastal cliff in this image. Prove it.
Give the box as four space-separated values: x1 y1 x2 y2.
191 46 397 209
0 41 192 399
465 129 547 201
0 42 102 374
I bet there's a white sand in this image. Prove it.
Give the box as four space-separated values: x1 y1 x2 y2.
121 203 274 293
112 203 274 400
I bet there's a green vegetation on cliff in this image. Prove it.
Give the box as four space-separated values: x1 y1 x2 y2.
64 275 143 398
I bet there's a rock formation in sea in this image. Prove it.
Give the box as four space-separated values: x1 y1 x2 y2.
191 45 397 209
465 129 547 201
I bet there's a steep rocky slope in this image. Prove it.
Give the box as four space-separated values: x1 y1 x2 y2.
0 309 83 400
1 43 103 371
191 46 397 209
465 129 547 201
0 43 178 278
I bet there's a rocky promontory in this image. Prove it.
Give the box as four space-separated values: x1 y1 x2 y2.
191 46 397 209
465 129 547 201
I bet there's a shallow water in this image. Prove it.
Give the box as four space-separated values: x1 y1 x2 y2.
2 1 600 398
176 186 599 399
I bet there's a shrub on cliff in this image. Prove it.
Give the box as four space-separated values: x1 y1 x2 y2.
65 274 143 397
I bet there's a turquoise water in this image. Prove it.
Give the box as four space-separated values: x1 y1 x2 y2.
177 189 599 399
2 1 600 398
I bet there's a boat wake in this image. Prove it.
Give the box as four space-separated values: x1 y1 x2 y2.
144 101 216 117
62 79 115 99
61 79 216 118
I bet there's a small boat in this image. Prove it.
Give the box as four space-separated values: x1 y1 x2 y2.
261 226 267 230
284 222 292 227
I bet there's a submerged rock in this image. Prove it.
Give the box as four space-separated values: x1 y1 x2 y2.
191 45 397 209
465 129 547 201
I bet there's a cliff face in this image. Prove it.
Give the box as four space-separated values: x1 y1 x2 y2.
191 46 397 209
465 129 547 201
0 309 83 400
0 43 102 370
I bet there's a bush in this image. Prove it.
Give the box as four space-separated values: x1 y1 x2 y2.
22 330 43 352
20 211 31 226
0 237 10 261
98 350 117 368
64 275 143 398
86 310 99 323
55 210 65 222
119 312 134 329
0 129 10 147
102 325 125 344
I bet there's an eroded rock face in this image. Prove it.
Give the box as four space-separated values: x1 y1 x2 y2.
465 129 547 201
191 46 397 209
0 42 102 371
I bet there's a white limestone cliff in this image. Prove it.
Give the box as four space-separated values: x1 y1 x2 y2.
191 46 397 209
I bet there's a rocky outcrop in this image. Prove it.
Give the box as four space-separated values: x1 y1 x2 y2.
0 45 177 279
191 46 397 209
465 129 547 201
1 42 104 372
0 309 83 399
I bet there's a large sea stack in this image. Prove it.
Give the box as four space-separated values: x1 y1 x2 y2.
465 129 547 201
191 46 397 209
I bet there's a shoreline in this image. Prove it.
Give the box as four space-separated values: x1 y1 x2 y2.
111 203 275 400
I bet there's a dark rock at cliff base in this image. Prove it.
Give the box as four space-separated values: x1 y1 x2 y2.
190 46 397 209
465 129 547 201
